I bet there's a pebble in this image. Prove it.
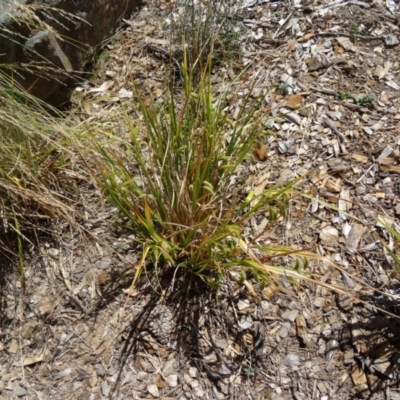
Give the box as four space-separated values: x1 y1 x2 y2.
15 388 27 397
94 363 105 377
167 374 178 387
101 381 109 396
283 353 301 366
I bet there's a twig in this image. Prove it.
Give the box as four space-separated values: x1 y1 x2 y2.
317 31 386 42
356 163 376 184
273 13 292 39
311 86 339 97
323 116 346 143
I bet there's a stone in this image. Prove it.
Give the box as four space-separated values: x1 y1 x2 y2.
0 0 142 107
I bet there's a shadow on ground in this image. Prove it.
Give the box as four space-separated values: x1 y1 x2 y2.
111 271 266 397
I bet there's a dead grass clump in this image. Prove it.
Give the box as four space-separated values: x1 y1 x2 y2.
0 73 86 289
166 0 245 73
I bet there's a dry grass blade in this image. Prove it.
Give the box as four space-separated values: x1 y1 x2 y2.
0 71 92 290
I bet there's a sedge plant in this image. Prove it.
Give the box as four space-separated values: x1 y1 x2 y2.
96 57 310 292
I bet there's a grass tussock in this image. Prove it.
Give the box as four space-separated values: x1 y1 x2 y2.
96 59 314 291
0 72 86 289
166 0 245 73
